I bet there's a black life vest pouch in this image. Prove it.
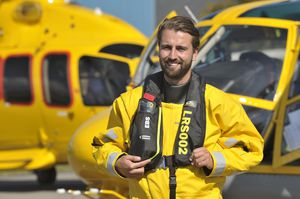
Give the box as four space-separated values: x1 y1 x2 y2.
128 72 164 171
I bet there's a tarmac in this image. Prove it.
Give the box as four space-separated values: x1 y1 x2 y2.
223 173 300 199
1 166 300 199
0 166 86 199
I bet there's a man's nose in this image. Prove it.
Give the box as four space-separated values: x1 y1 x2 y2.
169 48 177 59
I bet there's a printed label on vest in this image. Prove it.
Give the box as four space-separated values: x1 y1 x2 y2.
139 135 151 140
178 110 192 155
145 116 150 128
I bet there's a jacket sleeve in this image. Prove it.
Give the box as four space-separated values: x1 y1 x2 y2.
205 85 264 177
92 95 131 178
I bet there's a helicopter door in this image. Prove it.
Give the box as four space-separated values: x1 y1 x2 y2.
40 52 77 161
40 52 133 162
273 48 300 168
0 54 42 150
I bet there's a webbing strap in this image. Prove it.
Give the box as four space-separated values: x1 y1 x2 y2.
164 156 176 199
169 167 176 199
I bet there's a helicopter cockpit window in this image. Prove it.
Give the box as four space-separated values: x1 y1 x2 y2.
42 54 71 106
99 44 144 59
193 25 287 100
79 56 130 106
4 56 32 103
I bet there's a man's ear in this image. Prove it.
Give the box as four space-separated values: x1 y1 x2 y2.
192 48 198 61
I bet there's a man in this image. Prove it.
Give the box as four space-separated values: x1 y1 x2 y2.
93 16 264 198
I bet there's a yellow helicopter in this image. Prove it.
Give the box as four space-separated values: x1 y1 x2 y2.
68 0 300 198
0 0 147 184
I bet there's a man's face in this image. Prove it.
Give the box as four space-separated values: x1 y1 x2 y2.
159 29 198 85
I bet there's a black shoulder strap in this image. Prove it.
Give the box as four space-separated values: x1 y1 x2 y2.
174 72 206 166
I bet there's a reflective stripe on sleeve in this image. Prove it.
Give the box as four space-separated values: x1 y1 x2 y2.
107 152 119 176
224 137 239 148
211 152 226 176
106 129 118 140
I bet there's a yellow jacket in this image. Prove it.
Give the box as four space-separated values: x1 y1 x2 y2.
93 84 264 199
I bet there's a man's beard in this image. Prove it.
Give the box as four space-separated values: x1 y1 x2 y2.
160 57 192 81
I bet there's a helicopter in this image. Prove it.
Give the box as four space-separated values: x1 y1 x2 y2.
0 0 147 184
67 0 300 198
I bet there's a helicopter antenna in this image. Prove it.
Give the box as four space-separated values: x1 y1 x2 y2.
184 5 199 23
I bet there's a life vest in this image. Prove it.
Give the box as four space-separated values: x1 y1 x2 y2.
128 71 206 171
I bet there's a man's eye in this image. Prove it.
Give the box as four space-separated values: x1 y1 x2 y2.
162 46 171 50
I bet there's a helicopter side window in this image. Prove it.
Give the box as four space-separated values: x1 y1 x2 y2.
4 55 32 104
79 56 130 106
42 54 71 106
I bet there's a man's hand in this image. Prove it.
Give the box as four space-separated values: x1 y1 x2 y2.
190 147 213 170
115 155 150 179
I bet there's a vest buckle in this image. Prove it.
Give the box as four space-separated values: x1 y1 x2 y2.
169 176 177 189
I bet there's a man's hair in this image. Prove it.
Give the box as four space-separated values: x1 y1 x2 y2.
157 16 200 50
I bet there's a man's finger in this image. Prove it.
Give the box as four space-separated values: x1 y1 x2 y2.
192 147 209 159
126 155 141 162
193 147 207 154
133 159 151 168
196 159 207 167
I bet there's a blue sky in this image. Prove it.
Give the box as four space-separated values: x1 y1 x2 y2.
75 0 155 36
